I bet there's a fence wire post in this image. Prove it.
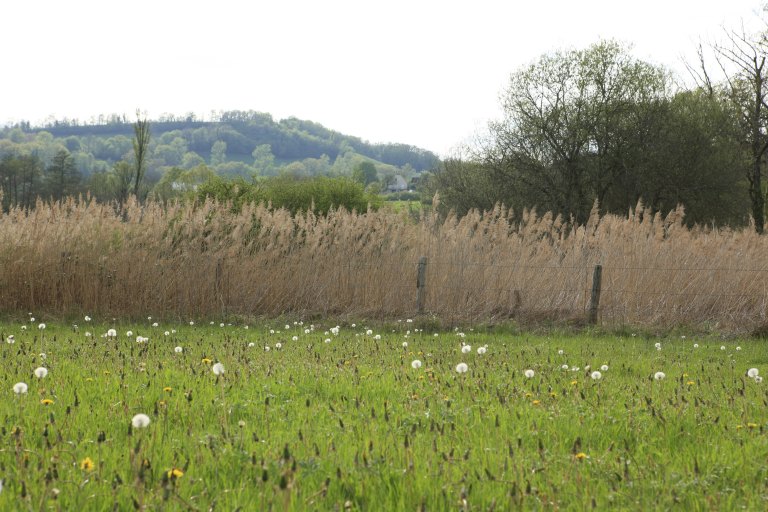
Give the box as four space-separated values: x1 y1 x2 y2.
589 264 602 325
416 256 427 314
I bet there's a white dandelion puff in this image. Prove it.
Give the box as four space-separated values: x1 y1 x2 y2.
455 363 468 374
748 368 759 378
654 372 666 380
591 371 602 380
411 360 422 369
13 382 28 394
600 365 609 372
131 413 150 428
524 369 535 378
34 367 48 379
477 346 487 355
461 345 472 354
212 363 225 376
174 346 183 353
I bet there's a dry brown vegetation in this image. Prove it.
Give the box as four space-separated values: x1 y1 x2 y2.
1 196 767 332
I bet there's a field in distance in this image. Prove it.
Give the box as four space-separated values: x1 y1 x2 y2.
1 319 766 510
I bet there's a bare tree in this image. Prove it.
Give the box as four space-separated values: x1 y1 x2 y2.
132 110 151 199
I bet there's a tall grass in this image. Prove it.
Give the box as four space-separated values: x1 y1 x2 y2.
1 196 766 331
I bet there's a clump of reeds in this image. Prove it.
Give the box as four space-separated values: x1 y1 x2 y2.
0 196 766 332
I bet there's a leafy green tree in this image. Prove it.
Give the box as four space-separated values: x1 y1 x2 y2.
44 149 82 201
252 144 275 176
210 140 227 166
0 154 43 210
351 161 378 186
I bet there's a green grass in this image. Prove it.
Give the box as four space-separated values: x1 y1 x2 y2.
1 320 767 510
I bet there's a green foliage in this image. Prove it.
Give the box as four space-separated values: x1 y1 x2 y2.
196 175 380 214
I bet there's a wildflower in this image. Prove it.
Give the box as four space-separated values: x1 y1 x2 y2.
532 400 541 406
411 360 422 369
590 371 602 380
212 363 225 376
748 368 759 378
84 315 91 322
687 381 695 386
366 329 373 336
654 372 666 380
201 358 212 365
747 422 758 429
275 343 282 350
756 376 764 383
561 364 569 370
374 334 382 340
461 345 471 354
107 329 117 337
189 321 194 326
131 413 151 428
524 369 535 378
238 420 246 428
164 331 170 336
80 457 94 471
247 342 255 347
570 380 578 386
163 387 172 392
455 363 468 374
330 326 340 335
219 323 224 328
21 325 26 330
167 468 184 479
574 452 588 460
558 349 564 355
292 336 298 342
434 333 439 337
6 335 14 344
41 399 54 405
152 322 159 327
38 323 46 330
477 346 487 355
13 382 28 394
136 336 148 343
693 343 699 348
720 346 726 350
654 342 661 349
402 341 408 348
264 346 270 352
174 346 183 353
304 328 310 334
126 331 133 337
324 338 331 343
736 346 742 351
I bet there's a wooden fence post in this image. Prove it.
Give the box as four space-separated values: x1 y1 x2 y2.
588 264 602 325
416 256 427 314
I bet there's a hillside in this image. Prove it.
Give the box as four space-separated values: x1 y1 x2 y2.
1 111 438 181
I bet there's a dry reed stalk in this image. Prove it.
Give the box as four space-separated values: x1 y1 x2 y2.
0 197 767 332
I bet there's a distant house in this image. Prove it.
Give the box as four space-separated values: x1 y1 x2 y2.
386 175 408 193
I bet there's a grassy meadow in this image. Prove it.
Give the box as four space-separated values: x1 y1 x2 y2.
1 319 767 510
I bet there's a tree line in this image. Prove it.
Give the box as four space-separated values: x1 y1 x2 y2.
423 21 768 231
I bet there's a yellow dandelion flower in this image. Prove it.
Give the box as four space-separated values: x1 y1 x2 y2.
40 399 54 405
570 380 578 386
80 457 94 471
158 400 167 408
201 358 212 365
736 425 743 430
574 452 588 460
683 373 689 377
549 392 557 398
163 387 172 392
686 381 695 386
85 377 94 382
524 392 532 398
167 467 184 479
747 422 758 429
103 370 110 375
532 400 541 406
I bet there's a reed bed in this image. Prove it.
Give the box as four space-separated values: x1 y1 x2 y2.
0 196 766 332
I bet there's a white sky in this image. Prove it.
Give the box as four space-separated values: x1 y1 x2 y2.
2 0 764 156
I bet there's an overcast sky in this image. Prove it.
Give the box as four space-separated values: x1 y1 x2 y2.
2 0 764 156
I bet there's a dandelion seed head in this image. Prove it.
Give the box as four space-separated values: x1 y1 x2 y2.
455 363 468 374
756 376 763 383
275 343 282 349
13 382 28 394
477 346 487 354
654 371 666 380
292 336 298 341
34 367 48 379
461 345 471 354
600 365 609 372
591 371 602 380
748 368 759 378
411 360 422 369
38 323 45 330
212 362 225 376
524 369 535 378
131 413 150 428
693 343 699 348
174 346 183 353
